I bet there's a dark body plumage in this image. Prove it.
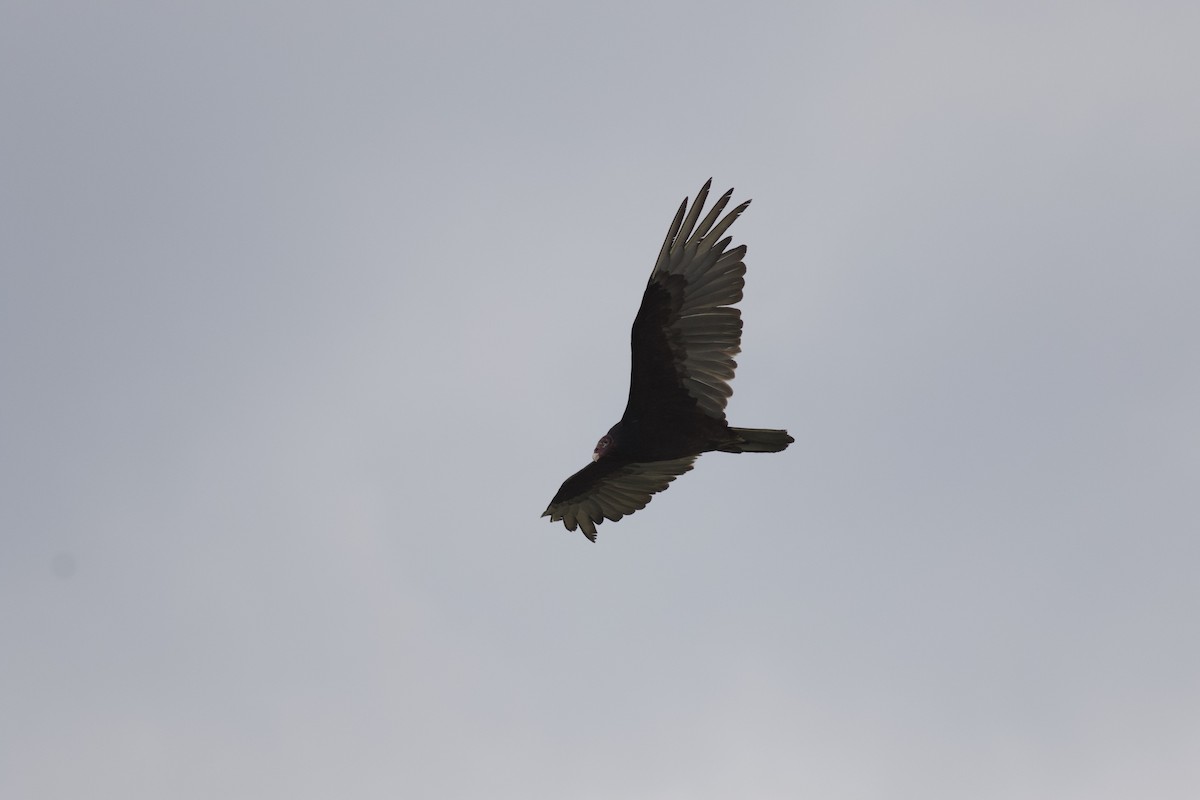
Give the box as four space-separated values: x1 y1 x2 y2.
543 180 793 541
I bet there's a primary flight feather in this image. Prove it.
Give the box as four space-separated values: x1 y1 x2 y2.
543 180 793 541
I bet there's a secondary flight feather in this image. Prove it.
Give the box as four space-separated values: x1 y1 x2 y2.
543 180 793 541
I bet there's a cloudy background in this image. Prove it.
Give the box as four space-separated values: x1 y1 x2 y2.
3 2 1198 798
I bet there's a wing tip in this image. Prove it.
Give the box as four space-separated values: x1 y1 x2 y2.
543 504 601 542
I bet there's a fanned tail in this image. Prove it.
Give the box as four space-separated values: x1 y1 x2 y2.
720 427 793 453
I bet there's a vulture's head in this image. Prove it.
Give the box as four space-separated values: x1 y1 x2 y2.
592 434 614 462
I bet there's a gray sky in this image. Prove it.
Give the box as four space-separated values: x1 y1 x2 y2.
3 2 1198 798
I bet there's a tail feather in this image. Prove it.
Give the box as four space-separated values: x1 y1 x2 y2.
720 427 793 453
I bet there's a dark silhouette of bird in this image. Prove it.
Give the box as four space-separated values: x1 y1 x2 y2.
543 180 793 541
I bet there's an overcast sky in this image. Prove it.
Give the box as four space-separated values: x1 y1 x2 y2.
2 2 1198 798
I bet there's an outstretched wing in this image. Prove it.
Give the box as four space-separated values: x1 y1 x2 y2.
625 180 749 423
542 456 697 541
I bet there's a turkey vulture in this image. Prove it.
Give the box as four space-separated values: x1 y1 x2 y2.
543 180 793 541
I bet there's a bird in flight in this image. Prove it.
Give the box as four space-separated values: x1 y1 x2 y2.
543 180 793 541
